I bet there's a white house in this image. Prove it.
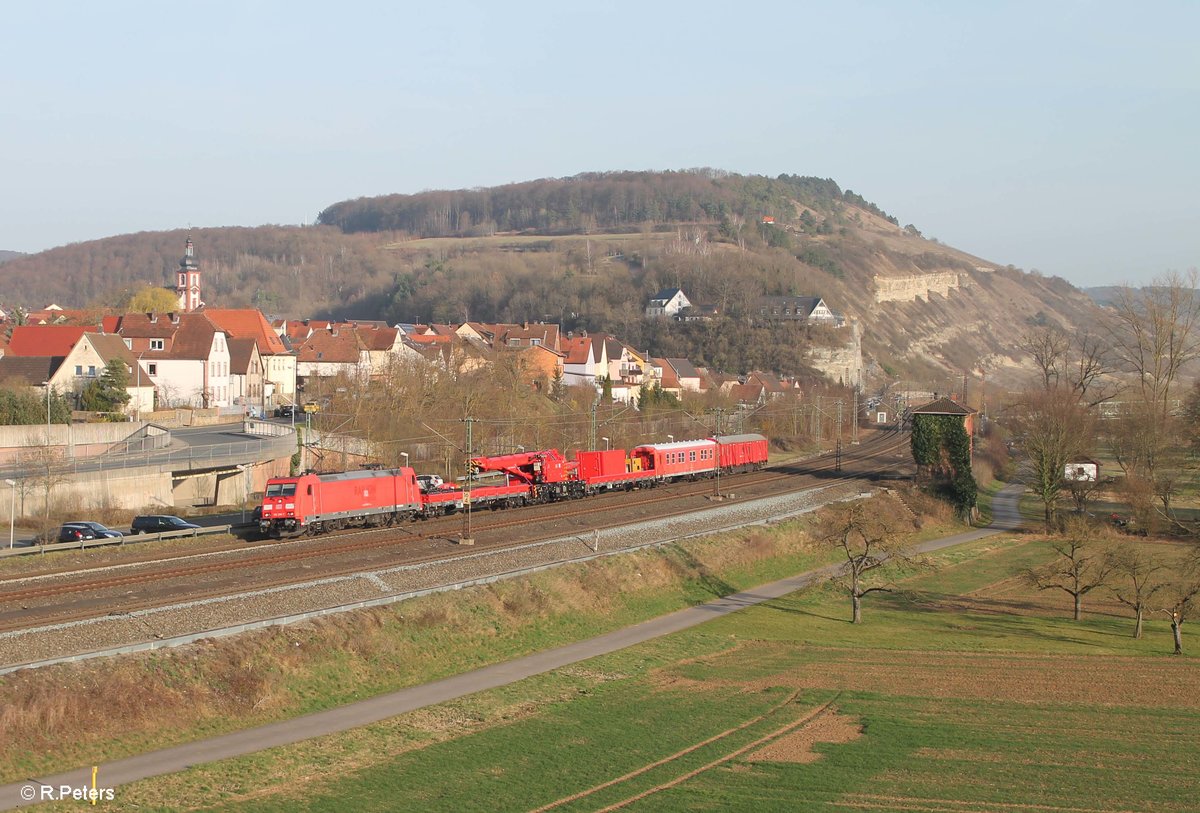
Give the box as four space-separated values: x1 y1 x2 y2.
115 313 233 408
645 288 692 318
561 334 608 390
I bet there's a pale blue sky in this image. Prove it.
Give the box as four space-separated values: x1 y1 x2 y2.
2 1 1196 286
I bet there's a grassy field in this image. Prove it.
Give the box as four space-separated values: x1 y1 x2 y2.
78 531 1199 812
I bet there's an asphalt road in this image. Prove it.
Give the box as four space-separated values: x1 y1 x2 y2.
0 484 1025 810
3 423 292 546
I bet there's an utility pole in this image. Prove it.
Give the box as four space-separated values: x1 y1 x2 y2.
713 406 725 498
835 438 842 472
590 400 598 452
852 388 858 444
460 417 475 545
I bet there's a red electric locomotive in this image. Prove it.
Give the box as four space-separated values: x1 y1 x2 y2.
259 468 422 537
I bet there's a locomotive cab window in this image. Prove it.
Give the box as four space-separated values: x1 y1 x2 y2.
266 483 297 497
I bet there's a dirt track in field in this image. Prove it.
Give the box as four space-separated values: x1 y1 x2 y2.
654 642 1200 708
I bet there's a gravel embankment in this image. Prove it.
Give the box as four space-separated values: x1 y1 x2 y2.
0 482 870 672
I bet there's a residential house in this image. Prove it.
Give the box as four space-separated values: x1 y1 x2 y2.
1 326 153 415
645 288 692 318
204 308 298 408
754 295 839 324
663 358 702 393
228 338 265 414
650 358 682 398
562 333 608 389
295 327 370 382
354 324 422 376
114 312 233 408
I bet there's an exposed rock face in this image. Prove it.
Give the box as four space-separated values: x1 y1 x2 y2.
873 271 967 303
809 321 863 388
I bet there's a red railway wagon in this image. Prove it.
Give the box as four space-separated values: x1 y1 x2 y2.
630 439 719 480
259 468 421 537
715 433 769 471
574 449 651 491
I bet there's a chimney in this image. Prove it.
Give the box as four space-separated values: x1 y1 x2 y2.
170 313 180 324
149 313 157 324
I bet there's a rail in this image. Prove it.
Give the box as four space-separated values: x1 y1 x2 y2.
0 525 233 559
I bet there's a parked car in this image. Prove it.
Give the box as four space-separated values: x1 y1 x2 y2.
274 404 298 419
130 515 201 535
416 474 444 492
303 401 322 414
57 521 124 542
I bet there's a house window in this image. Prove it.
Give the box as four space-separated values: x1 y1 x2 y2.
123 338 132 349
88 365 96 377
147 363 157 376
508 338 520 347
75 365 83 376
531 338 541 347
150 339 164 351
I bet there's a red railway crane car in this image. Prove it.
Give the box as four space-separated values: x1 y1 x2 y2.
471 448 583 499
259 468 422 537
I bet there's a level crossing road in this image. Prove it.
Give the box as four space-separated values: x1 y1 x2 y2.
0 484 1025 809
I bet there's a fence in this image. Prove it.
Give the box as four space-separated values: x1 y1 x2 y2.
0 432 297 479
0 524 233 559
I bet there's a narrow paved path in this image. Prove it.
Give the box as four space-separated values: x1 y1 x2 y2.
0 484 1024 809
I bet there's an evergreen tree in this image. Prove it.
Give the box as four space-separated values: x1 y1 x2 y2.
80 359 131 414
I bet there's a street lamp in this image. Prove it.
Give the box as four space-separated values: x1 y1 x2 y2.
5 479 14 549
400 452 410 469
601 436 609 450
666 434 674 443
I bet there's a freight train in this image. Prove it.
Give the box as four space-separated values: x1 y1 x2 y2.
258 434 768 538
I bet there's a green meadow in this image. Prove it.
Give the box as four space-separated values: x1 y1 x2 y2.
90 532 1199 813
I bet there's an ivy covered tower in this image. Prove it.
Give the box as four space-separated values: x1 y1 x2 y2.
175 235 202 312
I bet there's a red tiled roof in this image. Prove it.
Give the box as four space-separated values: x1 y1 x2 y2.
404 333 451 345
652 357 680 388
165 314 223 361
355 326 399 352
203 309 289 355
113 313 183 339
6 325 98 357
296 329 363 364
562 337 592 365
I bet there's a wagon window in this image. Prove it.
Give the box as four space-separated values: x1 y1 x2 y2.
689 451 696 461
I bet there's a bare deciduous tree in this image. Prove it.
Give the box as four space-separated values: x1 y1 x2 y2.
1107 546 1168 638
1012 387 1095 528
817 498 919 624
1028 519 1114 620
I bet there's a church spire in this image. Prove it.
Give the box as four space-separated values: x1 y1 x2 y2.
176 235 202 311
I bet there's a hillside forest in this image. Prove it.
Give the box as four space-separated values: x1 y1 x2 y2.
0 170 1104 383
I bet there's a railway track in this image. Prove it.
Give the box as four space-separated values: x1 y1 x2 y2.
0 429 912 633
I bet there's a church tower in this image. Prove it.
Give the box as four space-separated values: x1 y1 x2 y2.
176 236 202 312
